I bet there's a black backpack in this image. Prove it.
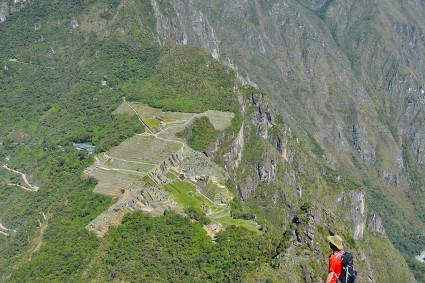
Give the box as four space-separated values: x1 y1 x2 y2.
337 251 357 283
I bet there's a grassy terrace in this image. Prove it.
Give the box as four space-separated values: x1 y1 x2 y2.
104 158 155 172
90 133 182 196
215 216 261 234
107 135 182 164
113 102 193 135
164 180 209 209
91 168 140 197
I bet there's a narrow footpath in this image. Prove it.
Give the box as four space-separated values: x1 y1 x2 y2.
2 165 39 191
0 222 16 236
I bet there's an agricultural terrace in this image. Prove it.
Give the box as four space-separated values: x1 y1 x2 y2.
163 171 260 233
91 168 141 197
108 135 181 165
88 102 258 235
89 135 182 197
113 102 234 134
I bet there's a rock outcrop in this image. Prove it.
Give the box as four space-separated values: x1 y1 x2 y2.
223 123 244 171
0 0 30 23
148 148 185 185
367 213 386 235
0 1 8 23
342 190 367 240
250 92 274 139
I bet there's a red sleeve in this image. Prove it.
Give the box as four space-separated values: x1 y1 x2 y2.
329 255 342 276
329 255 341 272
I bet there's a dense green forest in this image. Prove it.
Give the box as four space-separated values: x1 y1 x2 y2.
84 211 286 282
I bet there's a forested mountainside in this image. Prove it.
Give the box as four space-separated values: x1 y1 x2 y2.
0 0 424 282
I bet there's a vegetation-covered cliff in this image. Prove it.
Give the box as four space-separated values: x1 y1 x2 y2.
0 0 424 282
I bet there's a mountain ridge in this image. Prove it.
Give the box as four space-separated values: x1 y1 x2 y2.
0 0 424 281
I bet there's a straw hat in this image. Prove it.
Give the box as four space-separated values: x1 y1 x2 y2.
327 234 344 250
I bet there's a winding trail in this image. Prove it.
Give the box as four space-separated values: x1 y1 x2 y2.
8 58 55 70
29 212 49 261
2 165 39 192
0 222 16 236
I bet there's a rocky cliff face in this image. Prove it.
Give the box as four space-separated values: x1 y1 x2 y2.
367 213 386 235
143 1 425 278
342 190 367 240
146 0 409 183
1 0 423 280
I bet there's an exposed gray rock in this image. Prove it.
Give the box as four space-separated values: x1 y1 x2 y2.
367 213 385 235
283 169 296 187
352 124 376 164
257 150 277 184
380 170 400 187
0 1 8 23
342 190 367 240
69 18 79 29
250 92 274 139
223 122 244 171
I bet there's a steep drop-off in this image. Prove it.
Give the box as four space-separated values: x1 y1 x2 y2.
0 0 424 281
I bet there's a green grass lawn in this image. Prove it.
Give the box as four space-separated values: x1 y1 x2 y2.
216 216 261 234
164 183 205 208
142 175 157 187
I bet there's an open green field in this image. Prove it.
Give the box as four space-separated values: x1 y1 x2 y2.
164 178 258 231
164 179 210 209
214 216 261 234
131 103 193 122
113 102 194 133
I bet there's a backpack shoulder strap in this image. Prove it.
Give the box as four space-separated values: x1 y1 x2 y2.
330 251 344 258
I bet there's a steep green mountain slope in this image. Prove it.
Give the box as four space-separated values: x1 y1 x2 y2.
141 0 425 280
0 0 423 282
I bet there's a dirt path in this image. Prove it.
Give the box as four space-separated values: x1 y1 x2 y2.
0 223 8 231
8 58 55 70
2 165 39 191
123 97 155 135
97 166 146 176
29 212 49 261
0 222 16 236
123 99 187 149
103 153 157 166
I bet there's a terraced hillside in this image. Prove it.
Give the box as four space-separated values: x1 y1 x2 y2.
87 102 256 237
1 0 421 279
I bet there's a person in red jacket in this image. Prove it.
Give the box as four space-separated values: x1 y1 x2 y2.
325 234 344 283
